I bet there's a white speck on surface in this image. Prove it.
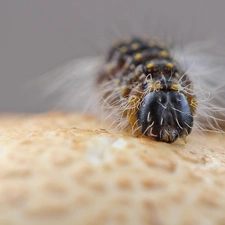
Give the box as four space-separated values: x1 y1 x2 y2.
111 138 127 150
85 136 116 165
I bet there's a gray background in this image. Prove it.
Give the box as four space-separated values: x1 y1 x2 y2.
1 0 225 112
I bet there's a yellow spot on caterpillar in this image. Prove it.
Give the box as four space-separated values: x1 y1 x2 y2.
181 135 187 144
159 50 169 57
120 46 127 53
131 43 139 50
120 86 128 97
149 81 162 91
146 63 154 69
128 95 140 107
166 63 174 69
171 83 181 91
126 95 140 126
148 80 155 92
154 81 162 90
134 53 143 60
134 71 141 77
190 98 198 113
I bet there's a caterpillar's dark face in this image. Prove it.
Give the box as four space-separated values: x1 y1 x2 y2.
137 91 193 143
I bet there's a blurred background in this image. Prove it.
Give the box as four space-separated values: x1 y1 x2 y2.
1 0 225 112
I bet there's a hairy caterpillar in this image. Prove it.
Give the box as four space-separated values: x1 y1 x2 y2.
41 36 225 143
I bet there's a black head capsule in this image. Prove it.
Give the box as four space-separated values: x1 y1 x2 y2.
137 91 193 143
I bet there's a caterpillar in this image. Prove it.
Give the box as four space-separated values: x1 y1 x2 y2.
96 36 196 143
41 36 225 144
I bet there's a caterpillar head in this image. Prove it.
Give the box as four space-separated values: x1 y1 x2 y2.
137 91 193 143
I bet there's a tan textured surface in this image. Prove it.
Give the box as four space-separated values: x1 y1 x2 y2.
0 112 225 225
